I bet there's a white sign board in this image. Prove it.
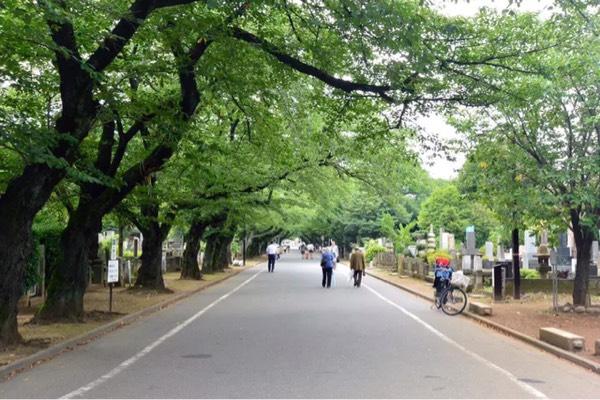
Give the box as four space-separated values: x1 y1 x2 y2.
111 240 117 261
107 260 119 283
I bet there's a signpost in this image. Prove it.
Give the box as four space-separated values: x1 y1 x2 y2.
107 259 119 313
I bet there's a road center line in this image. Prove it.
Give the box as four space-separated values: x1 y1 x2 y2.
61 269 263 399
363 283 548 399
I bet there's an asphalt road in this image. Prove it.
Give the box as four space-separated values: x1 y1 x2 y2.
2 251 600 398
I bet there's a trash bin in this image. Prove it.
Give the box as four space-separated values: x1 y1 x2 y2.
493 262 509 301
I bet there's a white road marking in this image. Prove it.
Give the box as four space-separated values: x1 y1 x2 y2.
364 283 548 399
61 269 263 399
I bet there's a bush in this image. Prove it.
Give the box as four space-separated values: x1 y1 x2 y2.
426 249 452 266
230 240 241 258
520 269 540 279
365 239 387 262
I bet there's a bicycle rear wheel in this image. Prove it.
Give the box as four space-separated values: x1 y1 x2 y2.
440 287 467 315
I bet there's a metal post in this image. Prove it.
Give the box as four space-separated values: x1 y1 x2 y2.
493 264 503 301
242 236 246 266
512 228 521 299
40 244 46 301
109 283 113 313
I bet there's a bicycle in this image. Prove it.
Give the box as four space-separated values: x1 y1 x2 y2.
434 281 468 316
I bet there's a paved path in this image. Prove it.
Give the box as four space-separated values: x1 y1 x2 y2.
2 251 600 398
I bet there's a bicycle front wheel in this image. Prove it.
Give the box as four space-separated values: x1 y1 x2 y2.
441 287 467 315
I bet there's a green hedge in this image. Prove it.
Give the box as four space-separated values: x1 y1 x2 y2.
520 269 540 279
365 239 386 262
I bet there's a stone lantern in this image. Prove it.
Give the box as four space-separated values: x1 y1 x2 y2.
537 244 551 278
427 225 436 254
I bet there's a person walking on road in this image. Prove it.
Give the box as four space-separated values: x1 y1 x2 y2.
330 240 339 264
349 246 366 287
320 247 335 288
266 242 279 272
307 243 315 259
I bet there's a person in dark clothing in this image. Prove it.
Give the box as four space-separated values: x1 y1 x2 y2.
432 256 453 299
349 246 366 287
320 248 335 288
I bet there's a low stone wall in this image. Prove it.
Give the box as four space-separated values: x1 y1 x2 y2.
506 278 600 295
374 252 397 271
397 256 431 279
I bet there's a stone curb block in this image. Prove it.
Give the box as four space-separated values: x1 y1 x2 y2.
469 301 492 316
366 271 600 375
0 265 260 381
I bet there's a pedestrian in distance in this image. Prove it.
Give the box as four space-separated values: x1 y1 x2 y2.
330 240 339 264
307 243 314 259
349 245 366 287
320 247 336 288
266 241 279 272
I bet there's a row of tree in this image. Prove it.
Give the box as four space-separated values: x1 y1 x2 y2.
1 0 594 346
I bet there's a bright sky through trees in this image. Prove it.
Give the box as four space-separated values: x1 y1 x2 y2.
421 0 553 179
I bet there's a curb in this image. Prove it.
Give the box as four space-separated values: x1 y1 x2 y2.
1 264 259 381
366 270 600 375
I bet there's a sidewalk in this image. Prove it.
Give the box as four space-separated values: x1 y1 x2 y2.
1 258 264 371
366 267 600 366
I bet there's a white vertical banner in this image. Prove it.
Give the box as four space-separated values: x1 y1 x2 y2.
111 238 117 261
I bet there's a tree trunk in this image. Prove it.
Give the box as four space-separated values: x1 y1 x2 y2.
571 210 593 306
135 226 165 289
37 198 103 321
37 221 98 321
134 201 170 290
203 235 233 273
0 215 32 345
180 221 207 280
216 236 233 272
512 228 520 300
202 235 218 274
0 164 66 345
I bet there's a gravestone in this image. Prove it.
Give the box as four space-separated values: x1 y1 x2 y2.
408 245 417 257
441 232 450 250
448 234 455 251
523 230 537 269
556 232 572 268
466 227 476 253
591 241 599 265
591 241 599 277
462 227 481 273
497 245 505 262
549 249 558 267
568 230 578 273
483 241 494 269
540 230 549 247
485 241 494 260
110 238 117 261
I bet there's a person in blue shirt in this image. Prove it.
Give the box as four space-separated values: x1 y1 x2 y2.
432 256 453 299
320 247 336 288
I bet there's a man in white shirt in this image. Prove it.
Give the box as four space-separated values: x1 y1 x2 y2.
330 240 339 265
266 242 279 272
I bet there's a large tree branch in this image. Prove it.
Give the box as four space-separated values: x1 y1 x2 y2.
108 116 153 176
231 27 397 103
40 0 97 131
95 120 116 174
87 0 208 73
